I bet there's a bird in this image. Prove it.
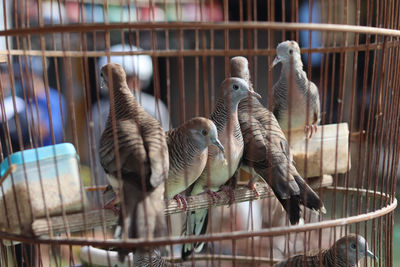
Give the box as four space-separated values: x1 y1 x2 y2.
181 77 261 260
98 63 169 262
273 234 377 267
271 40 321 138
165 117 224 209
134 249 182 267
230 56 325 225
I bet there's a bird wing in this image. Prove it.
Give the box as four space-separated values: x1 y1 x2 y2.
99 119 150 185
238 102 303 224
271 82 283 121
141 113 170 189
239 110 267 164
309 81 321 125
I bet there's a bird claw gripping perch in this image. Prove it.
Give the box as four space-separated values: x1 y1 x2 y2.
304 124 318 139
174 193 189 211
204 188 222 204
103 185 121 216
247 180 260 198
103 196 120 216
219 185 236 206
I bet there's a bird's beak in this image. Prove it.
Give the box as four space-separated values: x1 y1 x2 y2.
366 249 378 260
270 56 281 70
211 138 225 153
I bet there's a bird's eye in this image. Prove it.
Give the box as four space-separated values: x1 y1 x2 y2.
233 84 239 90
350 243 357 250
100 73 104 78
289 49 293 55
201 129 208 136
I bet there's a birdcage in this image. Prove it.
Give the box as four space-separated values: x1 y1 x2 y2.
0 0 398 266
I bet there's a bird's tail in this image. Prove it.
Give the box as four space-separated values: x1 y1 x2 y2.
292 173 325 212
255 164 302 225
181 208 209 260
117 183 166 262
116 199 139 262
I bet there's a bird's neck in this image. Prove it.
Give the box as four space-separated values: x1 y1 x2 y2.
279 61 310 94
108 84 140 119
322 248 334 265
175 128 203 153
325 247 354 267
214 97 240 116
169 128 204 158
211 97 240 133
280 60 304 76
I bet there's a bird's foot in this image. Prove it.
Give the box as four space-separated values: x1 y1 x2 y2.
247 181 260 198
219 185 235 206
103 195 120 216
304 124 318 138
204 189 221 204
173 193 189 211
103 184 114 194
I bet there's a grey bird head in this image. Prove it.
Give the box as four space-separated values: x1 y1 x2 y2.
230 56 262 97
333 234 377 266
187 117 224 153
271 40 302 68
100 63 128 90
220 77 261 105
230 56 250 81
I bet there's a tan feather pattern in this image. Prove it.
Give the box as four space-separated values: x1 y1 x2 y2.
134 249 183 267
274 234 376 267
271 40 321 132
98 63 169 262
165 117 221 199
230 56 323 224
182 77 253 260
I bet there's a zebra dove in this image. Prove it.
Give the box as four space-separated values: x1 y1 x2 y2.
274 234 376 267
271 40 321 138
182 77 261 259
230 56 324 224
98 63 169 261
166 117 224 208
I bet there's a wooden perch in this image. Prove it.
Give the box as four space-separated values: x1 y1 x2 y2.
31 177 332 237
31 209 118 237
32 183 272 236
165 182 273 214
0 55 6 63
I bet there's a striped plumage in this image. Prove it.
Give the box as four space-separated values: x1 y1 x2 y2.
166 117 223 200
272 40 321 137
134 249 182 267
210 98 244 144
182 77 260 260
274 234 376 267
230 56 324 224
98 63 169 262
